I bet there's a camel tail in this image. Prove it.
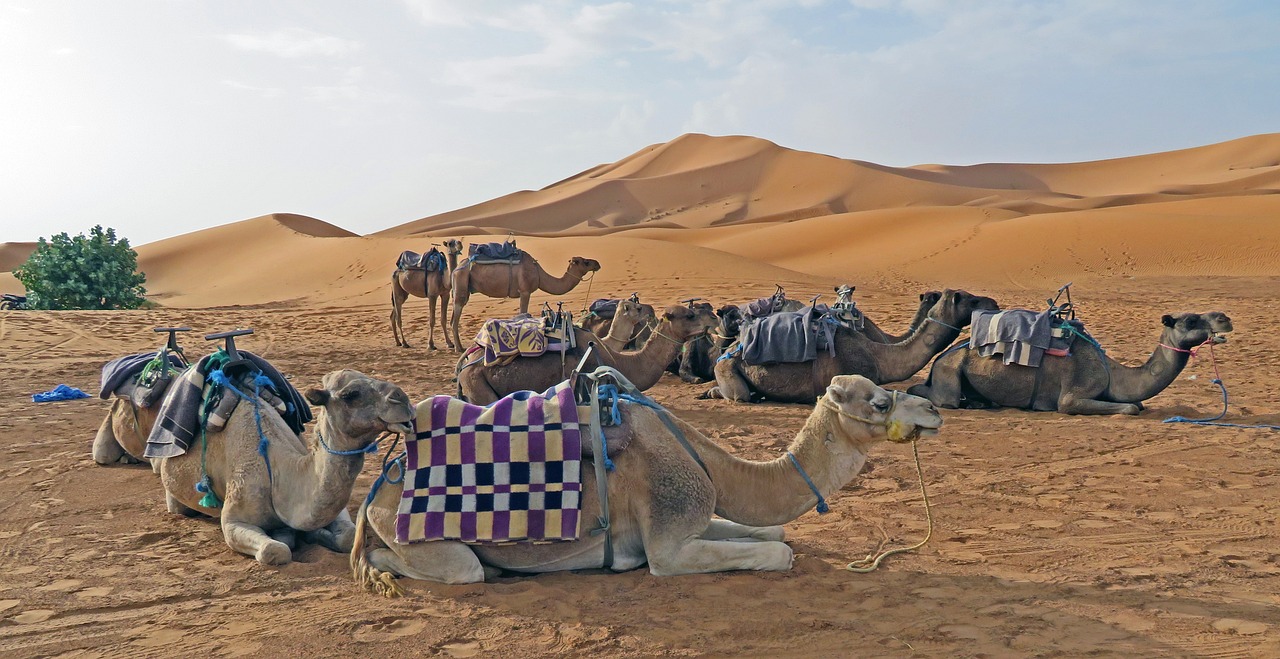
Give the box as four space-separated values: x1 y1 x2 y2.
350 495 404 598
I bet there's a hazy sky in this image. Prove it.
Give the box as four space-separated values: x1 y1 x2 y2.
2 1 1276 246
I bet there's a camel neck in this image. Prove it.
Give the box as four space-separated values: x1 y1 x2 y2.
597 320 686 390
602 313 638 352
847 312 960 383
1103 329 1194 402
690 407 872 526
270 412 368 531
538 265 584 296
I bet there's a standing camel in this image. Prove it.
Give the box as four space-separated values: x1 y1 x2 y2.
450 253 602 351
391 239 463 350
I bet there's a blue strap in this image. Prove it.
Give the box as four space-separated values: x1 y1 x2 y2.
786 452 829 514
1163 379 1280 430
317 431 380 456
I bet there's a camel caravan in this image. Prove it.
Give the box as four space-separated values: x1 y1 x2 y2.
87 243 1234 593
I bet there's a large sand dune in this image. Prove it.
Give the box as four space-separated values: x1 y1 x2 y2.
3 134 1279 656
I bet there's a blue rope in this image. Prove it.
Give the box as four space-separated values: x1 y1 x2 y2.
210 368 274 482
363 453 407 507
1163 379 1280 430
595 383 671 471
786 452 829 514
316 431 380 456
716 342 742 363
1063 323 1105 355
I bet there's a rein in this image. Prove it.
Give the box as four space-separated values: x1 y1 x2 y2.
316 428 383 456
814 392 936 572
1162 338 1279 430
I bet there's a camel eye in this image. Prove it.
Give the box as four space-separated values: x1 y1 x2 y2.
340 389 361 402
872 399 890 413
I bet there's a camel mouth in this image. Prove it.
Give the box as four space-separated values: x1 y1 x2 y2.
1211 333 1229 345
385 421 414 435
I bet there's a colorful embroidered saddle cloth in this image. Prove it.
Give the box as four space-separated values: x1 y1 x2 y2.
395 381 583 545
473 316 548 367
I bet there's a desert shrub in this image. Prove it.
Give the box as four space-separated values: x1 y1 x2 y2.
14 226 147 310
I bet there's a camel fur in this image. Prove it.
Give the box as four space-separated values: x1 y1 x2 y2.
157 370 413 565
450 255 602 351
457 304 718 405
908 311 1233 415
350 375 942 592
706 290 998 403
92 384 159 469
391 239 463 350
583 299 657 349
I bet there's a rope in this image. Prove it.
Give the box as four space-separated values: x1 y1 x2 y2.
786 452 829 514
317 430 382 455
1162 340 1280 430
579 270 595 313
846 441 933 572
211 369 275 482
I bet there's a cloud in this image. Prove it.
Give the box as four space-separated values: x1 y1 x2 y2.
221 28 361 58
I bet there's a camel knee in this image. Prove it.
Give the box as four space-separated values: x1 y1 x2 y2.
255 540 292 566
92 418 126 465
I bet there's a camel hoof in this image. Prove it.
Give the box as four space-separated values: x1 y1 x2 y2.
751 526 786 542
762 542 795 571
1120 404 1142 416
306 525 356 554
256 541 292 566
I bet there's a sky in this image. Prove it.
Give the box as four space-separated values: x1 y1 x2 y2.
1 0 1277 246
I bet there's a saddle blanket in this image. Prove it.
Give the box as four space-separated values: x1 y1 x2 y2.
588 298 620 319
740 306 839 365
971 309 1082 367
468 241 523 263
397 248 446 272
99 352 185 400
474 316 548 366
395 380 583 545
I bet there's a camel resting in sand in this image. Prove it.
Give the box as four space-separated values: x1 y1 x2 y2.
457 304 718 405
582 295 657 349
908 311 1233 415
93 382 161 468
351 374 942 590
391 239 463 350
707 290 998 403
158 370 413 565
450 254 601 351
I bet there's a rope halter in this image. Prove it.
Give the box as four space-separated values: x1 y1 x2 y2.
820 390 919 444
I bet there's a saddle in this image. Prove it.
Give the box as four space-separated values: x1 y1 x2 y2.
472 315 549 367
737 303 860 366
588 298 620 319
970 309 1084 367
745 285 789 320
100 352 187 408
468 240 523 265
396 248 446 272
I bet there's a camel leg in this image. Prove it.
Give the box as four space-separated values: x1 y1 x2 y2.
367 544 487 585
450 290 469 353
456 366 499 406
908 363 964 409
518 292 531 315
270 527 299 551
647 537 794 576
391 276 410 348
166 492 202 517
92 414 128 465
304 508 357 553
1057 394 1141 416
712 358 755 403
699 519 785 542
221 502 292 565
426 296 438 350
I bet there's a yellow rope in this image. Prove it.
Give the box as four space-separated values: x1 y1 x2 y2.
845 440 932 573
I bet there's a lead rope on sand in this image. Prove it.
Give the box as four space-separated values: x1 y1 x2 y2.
845 441 933 573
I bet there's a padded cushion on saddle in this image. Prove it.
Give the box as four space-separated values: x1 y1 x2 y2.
588 298 620 318
99 352 185 400
396 381 583 545
740 307 821 365
745 295 781 318
474 316 548 366
468 241 523 263
397 248 446 271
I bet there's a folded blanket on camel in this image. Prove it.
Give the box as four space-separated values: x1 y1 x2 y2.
99 352 186 400
468 241 522 264
143 350 311 459
395 379 582 545
588 298 620 319
739 305 837 365
970 309 1061 367
396 248 446 272
473 315 548 367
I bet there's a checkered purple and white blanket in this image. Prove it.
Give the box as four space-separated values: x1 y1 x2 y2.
395 380 583 545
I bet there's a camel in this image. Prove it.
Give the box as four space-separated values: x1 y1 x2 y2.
907 311 1234 415
597 299 650 352
582 296 657 349
158 370 413 565
391 239 463 350
450 253 602 351
92 382 160 468
350 374 941 590
457 304 718 405
706 290 999 403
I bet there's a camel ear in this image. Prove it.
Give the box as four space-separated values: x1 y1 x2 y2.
951 291 963 303
919 293 926 301
304 388 330 406
1161 314 1176 328
825 383 848 406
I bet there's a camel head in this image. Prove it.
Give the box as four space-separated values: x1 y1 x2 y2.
919 290 942 306
614 299 646 326
928 289 999 329
567 257 602 278
304 370 414 447
821 375 942 445
443 238 463 256
659 304 719 342
715 304 745 337
1160 311 1234 349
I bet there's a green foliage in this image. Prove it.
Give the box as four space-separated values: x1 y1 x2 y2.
13 225 148 310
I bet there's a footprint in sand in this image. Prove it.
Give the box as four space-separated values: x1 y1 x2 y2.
75 586 113 598
441 641 482 658
1211 618 1268 635
0 600 21 613
12 609 56 624
353 618 427 642
37 579 82 592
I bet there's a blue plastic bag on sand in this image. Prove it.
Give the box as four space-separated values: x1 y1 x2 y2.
32 384 91 403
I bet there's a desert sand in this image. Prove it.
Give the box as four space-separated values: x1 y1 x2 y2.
1 133 1279 657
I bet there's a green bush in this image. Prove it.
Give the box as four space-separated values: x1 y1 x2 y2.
14 226 148 310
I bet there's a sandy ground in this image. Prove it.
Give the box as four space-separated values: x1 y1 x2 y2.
1 275 1278 657
2 133 1280 656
